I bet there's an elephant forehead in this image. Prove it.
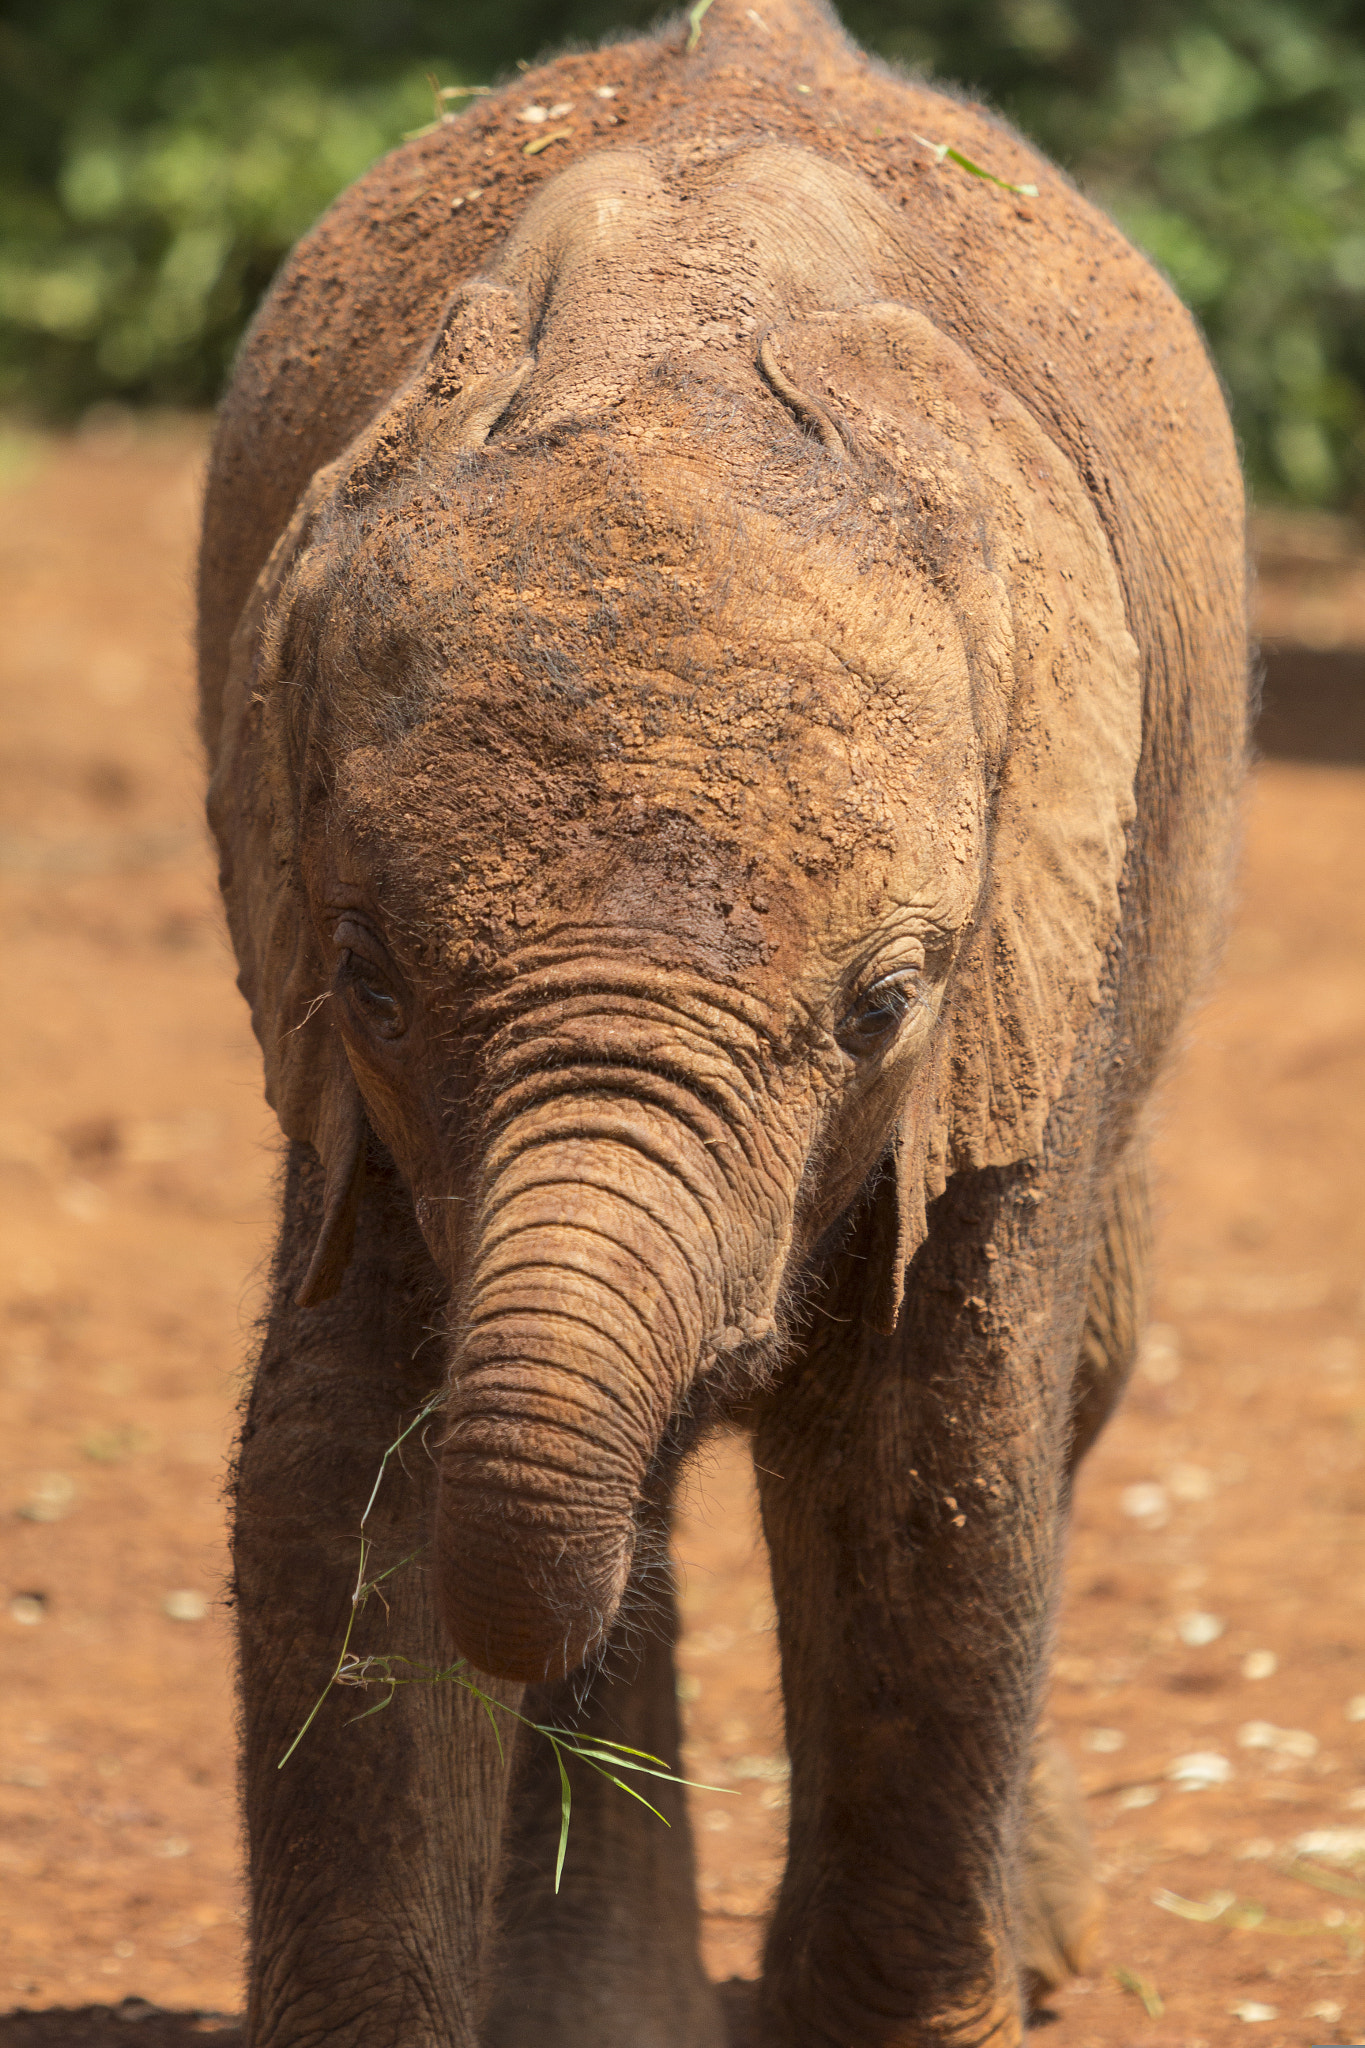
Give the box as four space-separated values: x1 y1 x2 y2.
331 651 981 998
326 490 983 822
310 422 989 975
344 519 976 790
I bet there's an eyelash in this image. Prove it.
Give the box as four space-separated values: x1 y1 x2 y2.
836 970 927 1054
335 925 406 1036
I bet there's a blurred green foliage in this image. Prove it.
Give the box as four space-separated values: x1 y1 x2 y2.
2 0 1362 504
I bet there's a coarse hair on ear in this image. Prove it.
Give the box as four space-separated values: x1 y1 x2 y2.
759 305 1142 1330
207 280 535 1305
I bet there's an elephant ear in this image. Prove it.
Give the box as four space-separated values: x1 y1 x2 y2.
207 282 533 1306
760 304 1142 1325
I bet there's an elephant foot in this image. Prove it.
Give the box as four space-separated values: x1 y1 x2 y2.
1017 1735 1102 2009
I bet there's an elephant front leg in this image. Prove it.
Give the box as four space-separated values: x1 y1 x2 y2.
752 1174 1090 2048
235 1146 515 2048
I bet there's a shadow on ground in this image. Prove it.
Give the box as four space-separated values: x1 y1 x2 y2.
0 2006 240 2045
0 1984 779 2045
0 1991 1056 2044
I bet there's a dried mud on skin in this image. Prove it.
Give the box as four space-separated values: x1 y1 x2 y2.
2 426 1365 2047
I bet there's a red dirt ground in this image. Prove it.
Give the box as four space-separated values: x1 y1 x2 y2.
2 419 1364 2047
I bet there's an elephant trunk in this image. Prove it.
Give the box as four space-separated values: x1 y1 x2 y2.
435 1094 753 1683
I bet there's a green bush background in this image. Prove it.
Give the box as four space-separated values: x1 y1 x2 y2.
3 0 1363 506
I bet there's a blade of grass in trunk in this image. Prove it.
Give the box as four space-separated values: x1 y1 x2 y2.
279 1389 734 1892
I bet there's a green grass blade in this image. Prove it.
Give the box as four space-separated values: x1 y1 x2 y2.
942 145 1038 197
365 1545 427 1589
277 1674 337 1768
1113 1966 1163 2019
591 1768 671 1827
279 1556 366 1767
1285 1858 1365 1901
480 1695 506 1765
686 0 714 52
553 1743 573 1894
449 1671 510 1761
347 1687 398 1725
556 1745 734 1793
537 1729 670 1767
552 1744 678 1772
359 1392 444 1528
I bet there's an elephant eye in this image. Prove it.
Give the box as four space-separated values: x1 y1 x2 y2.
334 921 408 1040
836 971 926 1057
356 969 396 1011
340 952 406 1037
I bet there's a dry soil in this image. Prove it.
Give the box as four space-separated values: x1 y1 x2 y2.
2 419 1364 2048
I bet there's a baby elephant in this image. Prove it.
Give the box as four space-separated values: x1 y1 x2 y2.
200 0 1245 2040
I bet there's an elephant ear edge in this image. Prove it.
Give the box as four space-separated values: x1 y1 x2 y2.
761 304 1142 1325
206 281 533 1305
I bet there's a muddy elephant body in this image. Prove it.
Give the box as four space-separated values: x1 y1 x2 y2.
200 1 1245 2041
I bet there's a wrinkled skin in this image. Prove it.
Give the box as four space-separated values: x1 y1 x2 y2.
200 2 1245 2043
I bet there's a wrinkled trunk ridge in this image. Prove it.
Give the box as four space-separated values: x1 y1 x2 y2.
435 1088 749 1682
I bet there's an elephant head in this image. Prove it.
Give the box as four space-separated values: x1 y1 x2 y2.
208 145 1140 1685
